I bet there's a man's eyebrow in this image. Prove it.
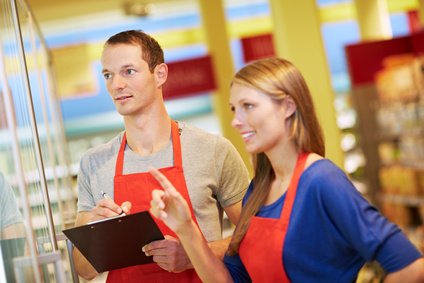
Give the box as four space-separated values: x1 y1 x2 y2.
102 64 135 73
121 64 135 69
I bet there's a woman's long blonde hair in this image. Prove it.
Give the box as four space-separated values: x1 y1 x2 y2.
228 58 325 255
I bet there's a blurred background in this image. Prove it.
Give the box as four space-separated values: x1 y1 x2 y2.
0 0 423 282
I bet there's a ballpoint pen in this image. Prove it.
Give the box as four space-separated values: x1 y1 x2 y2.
100 190 126 216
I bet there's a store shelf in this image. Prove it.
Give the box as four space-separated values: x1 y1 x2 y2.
372 54 424 231
8 163 79 187
378 194 424 207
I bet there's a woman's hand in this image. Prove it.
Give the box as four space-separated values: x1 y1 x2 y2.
149 167 192 234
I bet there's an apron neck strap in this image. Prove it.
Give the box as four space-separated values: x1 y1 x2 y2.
280 152 309 225
115 120 182 175
115 133 127 176
170 120 183 168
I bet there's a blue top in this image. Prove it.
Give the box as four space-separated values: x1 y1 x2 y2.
224 159 422 282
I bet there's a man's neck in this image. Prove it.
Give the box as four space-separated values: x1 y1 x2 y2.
123 112 172 156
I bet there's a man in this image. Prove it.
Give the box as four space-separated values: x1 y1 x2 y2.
0 171 24 240
72 30 249 282
0 171 26 283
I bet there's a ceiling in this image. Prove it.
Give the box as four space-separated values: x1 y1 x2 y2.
25 0 198 36
26 0 191 22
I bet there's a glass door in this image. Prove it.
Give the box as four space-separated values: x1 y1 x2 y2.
0 0 76 282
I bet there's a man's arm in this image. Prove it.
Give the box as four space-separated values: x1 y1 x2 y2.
143 235 233 273
1 222 25 239
223 201 242 225
207 201 242 260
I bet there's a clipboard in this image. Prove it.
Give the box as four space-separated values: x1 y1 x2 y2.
63 211 164 273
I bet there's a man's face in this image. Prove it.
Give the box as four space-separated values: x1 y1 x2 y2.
101 43 160 116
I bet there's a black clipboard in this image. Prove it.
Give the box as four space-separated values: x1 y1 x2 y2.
63 211 164 273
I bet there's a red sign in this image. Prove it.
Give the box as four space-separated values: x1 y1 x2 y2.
407 10 422 34
163 56 216 99
345 36 411 86
241 33 275 63
345 29 424 87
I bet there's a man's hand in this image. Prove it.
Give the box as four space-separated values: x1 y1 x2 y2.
142 235 193 273
90 198 132 222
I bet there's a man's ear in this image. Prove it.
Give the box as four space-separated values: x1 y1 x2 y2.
154 63 168 87
283 96 297 118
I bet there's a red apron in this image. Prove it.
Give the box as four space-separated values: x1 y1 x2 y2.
107 120 202 283
238 152 308 283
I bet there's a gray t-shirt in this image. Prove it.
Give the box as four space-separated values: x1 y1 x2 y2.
77 123 249 241
0 172 22 233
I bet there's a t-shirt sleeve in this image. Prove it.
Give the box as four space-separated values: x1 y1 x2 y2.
309 162 422 272
76 154 95 212
224 253 251 282
215 138 249 208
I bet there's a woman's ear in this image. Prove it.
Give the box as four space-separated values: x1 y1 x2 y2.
154 63 168 88
283 96 297 118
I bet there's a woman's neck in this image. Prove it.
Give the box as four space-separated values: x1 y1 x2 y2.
267 142 298 182
264 144 299 205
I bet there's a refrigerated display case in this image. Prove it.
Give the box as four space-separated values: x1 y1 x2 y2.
0 0 77 282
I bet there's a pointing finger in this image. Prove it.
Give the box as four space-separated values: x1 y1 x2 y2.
148 167 179 196
152 189 165 209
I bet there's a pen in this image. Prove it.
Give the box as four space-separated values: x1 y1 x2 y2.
100 190 126 216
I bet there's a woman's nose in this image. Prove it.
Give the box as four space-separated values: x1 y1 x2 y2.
231 112 243 129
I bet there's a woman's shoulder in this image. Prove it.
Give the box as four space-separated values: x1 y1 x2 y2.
304 154 345 178
305 152 324 167
301 155 360 201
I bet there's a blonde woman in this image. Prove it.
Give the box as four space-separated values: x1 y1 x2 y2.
149 57 424 282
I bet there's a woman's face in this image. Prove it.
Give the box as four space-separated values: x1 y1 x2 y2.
229 83 293 154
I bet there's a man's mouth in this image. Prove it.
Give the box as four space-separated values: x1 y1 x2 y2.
115 95 132 101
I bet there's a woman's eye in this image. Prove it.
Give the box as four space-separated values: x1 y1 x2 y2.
243 103 253 110
229 106 235 113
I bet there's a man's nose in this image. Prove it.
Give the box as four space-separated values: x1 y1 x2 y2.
111 75 126 90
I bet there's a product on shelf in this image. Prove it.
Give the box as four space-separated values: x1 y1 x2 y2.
374 53 424 237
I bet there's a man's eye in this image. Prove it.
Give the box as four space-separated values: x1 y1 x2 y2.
126 69 136 75
103 73 112 80
229 106 235 113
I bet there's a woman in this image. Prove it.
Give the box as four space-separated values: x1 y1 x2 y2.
149 58 424 282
